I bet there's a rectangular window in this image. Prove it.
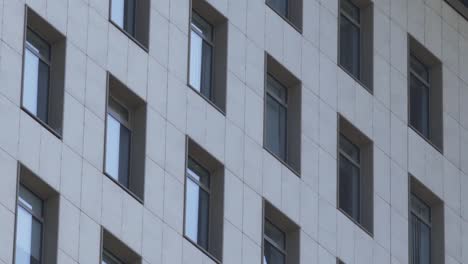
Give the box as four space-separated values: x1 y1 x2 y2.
339 0 361 80
338 115 373 234
184 157 211 251
183 138 224 261
111 0 136 37
410 194 431 264
266 0 289 18
101 228 142 264
23 29 51 124
105 97 131 188
409 55 430 139
338 134 361 223
265 74 288 162
189 12 214 100
15 185 44 264
263 220 286 264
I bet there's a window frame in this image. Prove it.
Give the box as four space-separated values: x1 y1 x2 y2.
265 73 289 162
184 156 212 251
339 0 363 82
189 11 216 102
409 54 432 140
338 133 363 223
16 185 45 264
409 193 432 264
104 95 133 189
263 218 287 262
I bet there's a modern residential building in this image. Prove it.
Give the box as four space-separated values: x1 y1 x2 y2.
0 0 467 263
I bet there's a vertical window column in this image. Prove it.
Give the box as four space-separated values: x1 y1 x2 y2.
410 194 432 264
265 75 288 162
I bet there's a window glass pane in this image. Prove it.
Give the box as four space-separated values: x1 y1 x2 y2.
187 158 210 188
118 125 131 187
411 194 431 223
264 221 285 249
192 13 213 40
340 15 360 79
266 0 288 17
19 186 43 217
263 240 285 264
411 213 431 264
16 206 42 264
419 222 431 264
341 0 360 22
266 95 287 161
410 56 429 82
109 97 129 124
23 49 50 122
125 0 136 36
106 115 122 181
184 178 210 250
200 41 212 99
111 0 125 29
26 29 50 61
339 155 360 222
339 135 360 163
409 75 430 138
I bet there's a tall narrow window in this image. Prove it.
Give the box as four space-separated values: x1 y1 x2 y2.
101 228 142 264
15 185 44 264
338 134 361 222
339 0 361 79
338 115 373 234
22 7 66 136
408 36 443 151
263 220 286 264
410 194 431 264
265 75 288 162
23 29 51 124
105 97 131 188
185 157 210 250
183 138 224 261
189 12 213 100
104 73 147 201
111 0 136 37
338 0 373 91
409 55 430 139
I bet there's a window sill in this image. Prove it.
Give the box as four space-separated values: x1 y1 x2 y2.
263 147 301 178
265 4 303 34
109 20 149 53
21 107 62 140
408 125 443 154
103 172 144 205
337 64 373 95
183 236 222 264
337 207 374 238
187 84 226 116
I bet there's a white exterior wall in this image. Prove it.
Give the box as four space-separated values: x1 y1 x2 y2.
0 0 466 263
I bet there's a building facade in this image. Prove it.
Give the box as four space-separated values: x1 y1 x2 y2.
0 0 467 263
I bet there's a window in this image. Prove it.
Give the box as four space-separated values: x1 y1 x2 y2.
338 0 373 91
22 7 66 137
408 36 443 151
264 54 301 174
264 220 286 264
101 229 142 264
109 0 150 49
104 73 147 202
263 200 299 264
185 157 210 250
409 176 444 264
15 164 60 264
15 185 43 264
265 0 303 31
338 115 373 234
184 137 224 262
266 75 288 161
445 0 468 19
188 0 228 112
410 194 431 264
